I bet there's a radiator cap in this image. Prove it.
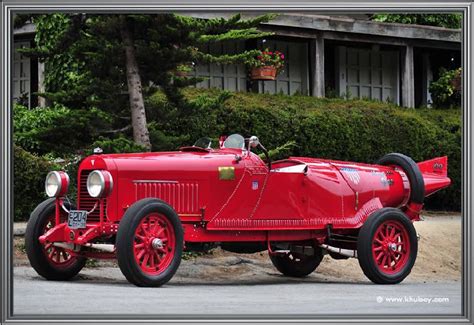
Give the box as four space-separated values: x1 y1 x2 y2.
93 147 103 154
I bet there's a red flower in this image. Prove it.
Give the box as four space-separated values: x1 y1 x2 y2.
280 54 285 59
268 51 273 55
257 55 262 60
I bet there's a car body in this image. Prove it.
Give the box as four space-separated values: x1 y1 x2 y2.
26 134 451 286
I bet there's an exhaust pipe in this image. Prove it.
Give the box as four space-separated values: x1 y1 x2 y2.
52 242 81 252
52 242 115 253
320 244 358 258
83 243 116 253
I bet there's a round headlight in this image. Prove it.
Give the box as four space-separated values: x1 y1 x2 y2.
45 171 69 197
87 170 113 198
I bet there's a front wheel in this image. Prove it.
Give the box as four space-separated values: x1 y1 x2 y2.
357 208 418 284
25 199 86 280
269 246 323 277
116 198 183 287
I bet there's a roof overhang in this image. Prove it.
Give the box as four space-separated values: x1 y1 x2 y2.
13 22 35 36
13 13 462 49
187 13 461 49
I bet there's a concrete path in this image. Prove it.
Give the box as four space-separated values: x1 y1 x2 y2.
13 266 462 317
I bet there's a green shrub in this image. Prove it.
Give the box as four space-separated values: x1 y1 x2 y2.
147 88 461 211
429 68 462 108
89 136 146 154
14 104 111 156
14 145 55 221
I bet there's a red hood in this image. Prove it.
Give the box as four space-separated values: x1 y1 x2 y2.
79 148 248 173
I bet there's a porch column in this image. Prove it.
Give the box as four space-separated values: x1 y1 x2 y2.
401 44 415 108
37 61 46 107
310 36 325 97
421 53 433 107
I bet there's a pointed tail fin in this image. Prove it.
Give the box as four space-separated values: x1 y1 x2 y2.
417 156 451 197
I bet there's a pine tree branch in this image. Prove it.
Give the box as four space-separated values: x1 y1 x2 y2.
173 13 278 36
194 50 261 65
100 125 132 134
172 76 207 88
198 28 274 43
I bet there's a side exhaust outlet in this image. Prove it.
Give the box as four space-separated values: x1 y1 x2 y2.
320 244 358 258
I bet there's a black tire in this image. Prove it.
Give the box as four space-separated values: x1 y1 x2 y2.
116 198 183 287
377 153 425 204
269 247 323 277
25 199 86 281
357 208 418 284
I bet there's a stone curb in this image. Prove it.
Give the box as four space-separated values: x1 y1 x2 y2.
14 222 27 236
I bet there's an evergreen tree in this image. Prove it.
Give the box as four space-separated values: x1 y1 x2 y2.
371 14 462 29
17 13 275 150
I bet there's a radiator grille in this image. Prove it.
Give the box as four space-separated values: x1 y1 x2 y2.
134 181 199 214
78 170 106 222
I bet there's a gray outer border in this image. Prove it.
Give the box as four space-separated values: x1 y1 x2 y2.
0 0 471 323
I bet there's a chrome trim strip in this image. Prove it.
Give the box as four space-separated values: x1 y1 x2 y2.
108 171 114 196
132 180 179 184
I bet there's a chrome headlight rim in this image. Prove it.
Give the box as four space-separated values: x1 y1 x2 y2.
45 171 69 198
87 170 105 198
86 170 113 198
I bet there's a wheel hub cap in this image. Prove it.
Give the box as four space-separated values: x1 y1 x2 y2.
151 238 163 250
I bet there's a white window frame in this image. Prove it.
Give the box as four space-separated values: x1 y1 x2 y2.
13 41 31 108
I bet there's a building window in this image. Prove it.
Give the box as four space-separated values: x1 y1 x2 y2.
336 46 399 104
194 39 310 96
13 41 31 107
194 41 247 92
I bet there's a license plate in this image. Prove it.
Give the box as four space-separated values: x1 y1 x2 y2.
68 210 88 229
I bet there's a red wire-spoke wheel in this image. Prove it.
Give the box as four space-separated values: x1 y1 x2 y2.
116 198 183 287
25 199 86 281
42 215 75 266
357 208 418 284
133 213 176 276
372 220 410 274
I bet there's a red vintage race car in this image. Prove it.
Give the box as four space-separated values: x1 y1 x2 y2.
26 134 451 286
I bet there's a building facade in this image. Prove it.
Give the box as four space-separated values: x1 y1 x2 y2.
13 14 462 108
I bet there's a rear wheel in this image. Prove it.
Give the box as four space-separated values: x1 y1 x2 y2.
25 199 86 280
269 247 323 277
357 208 417 284
116 198 183 287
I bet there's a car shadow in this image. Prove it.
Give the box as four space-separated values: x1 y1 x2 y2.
61 271 371 288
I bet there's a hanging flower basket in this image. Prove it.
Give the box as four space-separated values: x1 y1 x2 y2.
250 66 278 80
245 48 285 81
